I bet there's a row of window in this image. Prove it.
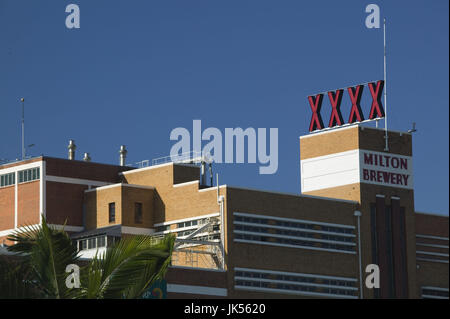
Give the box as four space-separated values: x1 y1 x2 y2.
234 269 357 298
154 216 219 235
235 233 355 252
177 217 212 230
178 220 199 229
234 215 354 235
76 235 121 251
234 270 355 288
155 225 170 233
18 167 40 183
235 280 356 297
0 167 40 188
108 202 143 224
234 214 355 235
177 228 221 240
421 287 449 299
0 173 15 187
233 213 355 253
234 224 354 243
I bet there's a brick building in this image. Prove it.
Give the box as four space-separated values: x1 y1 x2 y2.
0 125 448 299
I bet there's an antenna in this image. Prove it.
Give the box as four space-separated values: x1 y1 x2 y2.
407 122 417 133
20 98 25 159
27 144 35 159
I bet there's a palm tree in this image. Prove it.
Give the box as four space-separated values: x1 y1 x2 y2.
0 254 41 298
1 215 175 299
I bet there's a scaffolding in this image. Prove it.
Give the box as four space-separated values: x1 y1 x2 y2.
171 216 224 270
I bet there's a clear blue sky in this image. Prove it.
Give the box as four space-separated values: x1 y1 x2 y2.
0 0 448 215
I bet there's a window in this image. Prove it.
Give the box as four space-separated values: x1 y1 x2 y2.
135 202 143 224
18 167 40 183
107 236 120 247
234 268 358 298
88 238 96 249
233 212 356 253
97 236 106 247
76 235 108 251
155 225 169 233
0 173 15 187
109 202 116 223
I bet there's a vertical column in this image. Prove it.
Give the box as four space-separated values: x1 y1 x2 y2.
39 160 46 223
391 196 408 298
375 194 391 298
14 171 18 229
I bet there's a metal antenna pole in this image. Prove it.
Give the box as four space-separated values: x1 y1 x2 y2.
383 18 389 151
21 98 25 159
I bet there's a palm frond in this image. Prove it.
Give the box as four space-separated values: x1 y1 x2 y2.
79 234 175 299
0 255 41 298
6 215 80 298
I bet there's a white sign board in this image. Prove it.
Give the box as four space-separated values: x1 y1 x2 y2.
301 149 413 193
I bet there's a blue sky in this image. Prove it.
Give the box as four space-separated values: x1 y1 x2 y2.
0 0 448 215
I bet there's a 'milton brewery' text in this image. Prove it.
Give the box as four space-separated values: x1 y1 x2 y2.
362 152 410 186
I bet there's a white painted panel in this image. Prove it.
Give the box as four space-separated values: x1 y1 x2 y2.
301 150 360 192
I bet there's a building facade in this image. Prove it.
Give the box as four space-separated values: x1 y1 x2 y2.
0 125 448 299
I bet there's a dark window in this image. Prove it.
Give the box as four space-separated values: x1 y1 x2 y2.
81 240 87 250
109 202 116 223
107 236 120 247
107 236 115 247
88 238 96 249
98 236 106 247
135 202 143 224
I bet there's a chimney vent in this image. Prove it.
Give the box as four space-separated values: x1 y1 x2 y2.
83 152 91 162
119 145 127 166
68 140 76 160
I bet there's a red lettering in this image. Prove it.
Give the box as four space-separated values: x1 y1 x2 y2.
364 153 373 165
391 157 399 168
377 170 383 182
402 174 409 185
363 169 370 180
382 171 391 183
308 94 324 132
347 85 365 123
400 158 408 170
384 155 391 168
391 173 397 184
379 155 385 167
328 89 344 127
368 80 385 119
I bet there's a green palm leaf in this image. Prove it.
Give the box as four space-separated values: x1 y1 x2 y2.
7 215 80 299
79 234 175 299
0 255 40 298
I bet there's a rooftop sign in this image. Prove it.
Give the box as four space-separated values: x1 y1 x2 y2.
308 80 385 132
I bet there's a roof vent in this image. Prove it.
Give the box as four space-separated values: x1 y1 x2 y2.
119 145 127 166
68 140 76 160
83 152 91 162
